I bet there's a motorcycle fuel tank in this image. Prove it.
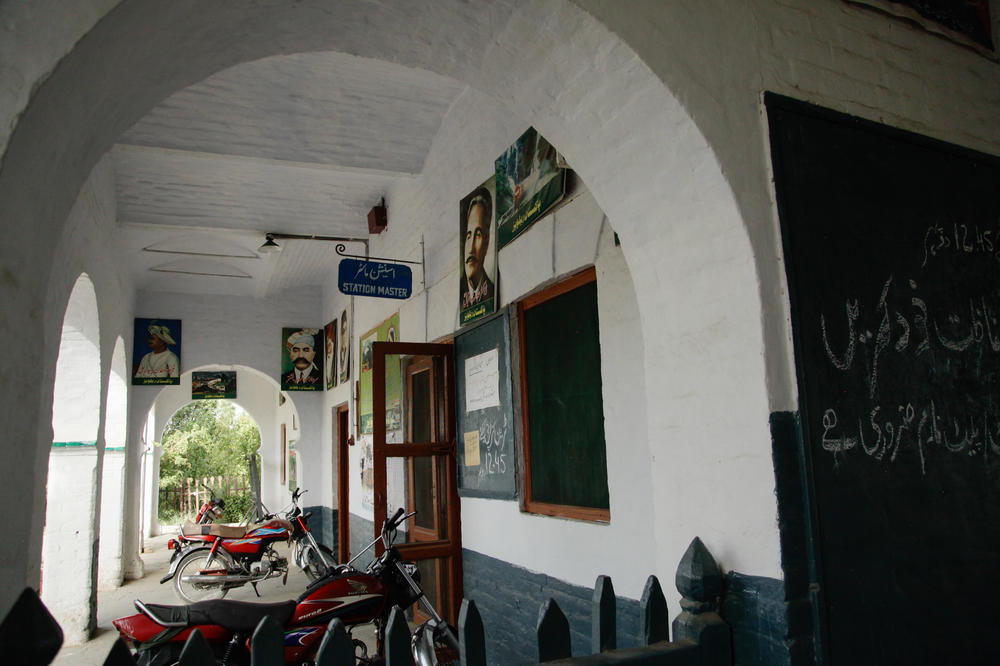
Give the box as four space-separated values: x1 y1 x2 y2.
290 571 388 626
220 520 292 555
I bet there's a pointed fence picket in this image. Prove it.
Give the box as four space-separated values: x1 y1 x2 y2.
1 537 732 666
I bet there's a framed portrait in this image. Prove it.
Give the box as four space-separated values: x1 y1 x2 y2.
459 177 498 326
494 127 566 249
338 306 351 385
357 312 400 435
324 320 337 390
191 371 236 400
132 318 182 385
281 327 323 391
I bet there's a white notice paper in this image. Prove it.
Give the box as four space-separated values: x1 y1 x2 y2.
465 348 500 412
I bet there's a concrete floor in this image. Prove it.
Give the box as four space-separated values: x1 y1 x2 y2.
51 530 375 664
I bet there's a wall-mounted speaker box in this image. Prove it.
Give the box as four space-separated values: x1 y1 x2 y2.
368 205 387 234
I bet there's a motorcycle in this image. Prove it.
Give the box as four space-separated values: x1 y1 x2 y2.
193 482 226 525
161 487 335 602
113 507 459 665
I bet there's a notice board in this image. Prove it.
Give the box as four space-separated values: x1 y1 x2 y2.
767 93 1000 664
455 309 517 499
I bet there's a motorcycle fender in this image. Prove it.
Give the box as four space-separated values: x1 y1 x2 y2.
411 621 437 666
159 547 211 584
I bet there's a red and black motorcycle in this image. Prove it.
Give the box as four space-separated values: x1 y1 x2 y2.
161 488 335 602
115 507 458 665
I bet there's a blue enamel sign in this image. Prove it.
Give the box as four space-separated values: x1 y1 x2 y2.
338 258 412 299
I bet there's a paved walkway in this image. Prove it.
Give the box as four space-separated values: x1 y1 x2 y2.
51 529 367 664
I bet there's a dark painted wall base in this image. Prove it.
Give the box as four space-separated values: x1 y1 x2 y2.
723 572 791 666
304 505 336 552
464 549 793 666
769 410 817 666
349 512 377 569
462 549 642 665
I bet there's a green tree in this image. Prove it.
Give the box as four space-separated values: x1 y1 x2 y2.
158 401 261 523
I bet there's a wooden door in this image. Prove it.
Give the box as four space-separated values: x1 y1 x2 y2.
372 341 462 623
336 403 350 562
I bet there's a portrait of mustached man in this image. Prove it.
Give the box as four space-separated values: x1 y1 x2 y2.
460 186 495 310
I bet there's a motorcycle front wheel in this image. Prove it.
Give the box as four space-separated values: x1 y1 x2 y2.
173 549 234 603
299 543 335 581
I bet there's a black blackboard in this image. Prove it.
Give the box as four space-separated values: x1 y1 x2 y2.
768 93 1000 664
455 309 517 499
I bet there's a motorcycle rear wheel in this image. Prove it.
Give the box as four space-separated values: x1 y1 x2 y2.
300 543 335 581
173 549 234 603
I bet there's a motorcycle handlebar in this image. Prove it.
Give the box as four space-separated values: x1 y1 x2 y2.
387 507 405 529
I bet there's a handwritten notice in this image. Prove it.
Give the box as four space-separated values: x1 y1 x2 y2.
465 348 500 412
464 431 481 467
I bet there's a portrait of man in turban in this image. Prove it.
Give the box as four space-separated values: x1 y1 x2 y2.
132 318 182 385
281 327 323 391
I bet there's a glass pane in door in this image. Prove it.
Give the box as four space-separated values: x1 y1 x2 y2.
385 455 450 543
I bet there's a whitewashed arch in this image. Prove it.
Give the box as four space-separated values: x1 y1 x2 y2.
98 336 129 588
42 273 102 643
143 365 298 524
50 275 101 446
104 337 128 449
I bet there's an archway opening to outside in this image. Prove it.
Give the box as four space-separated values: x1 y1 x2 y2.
157 400 262 527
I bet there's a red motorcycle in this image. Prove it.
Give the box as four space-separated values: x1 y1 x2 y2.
161 488 334 602
193 482 226 525
114 507 458 665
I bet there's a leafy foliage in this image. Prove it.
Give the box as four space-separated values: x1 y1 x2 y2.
158 401 261 523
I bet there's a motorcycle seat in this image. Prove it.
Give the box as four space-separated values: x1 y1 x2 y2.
180 521 248 538
138 599 297 634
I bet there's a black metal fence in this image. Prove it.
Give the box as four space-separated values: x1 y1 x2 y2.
1 537 732 665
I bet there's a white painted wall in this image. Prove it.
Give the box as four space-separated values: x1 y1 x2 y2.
141 444 161 541
98 336 129 587
42 449 99 642
98 451 127 587
0 0 118 160
50 277 102 445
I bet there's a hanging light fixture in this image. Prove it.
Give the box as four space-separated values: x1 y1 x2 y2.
258 234 281 254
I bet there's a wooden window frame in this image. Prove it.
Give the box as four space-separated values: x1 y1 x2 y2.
517 267 610 523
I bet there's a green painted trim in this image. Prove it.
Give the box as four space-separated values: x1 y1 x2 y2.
105 447 126 452
52 440 98 448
